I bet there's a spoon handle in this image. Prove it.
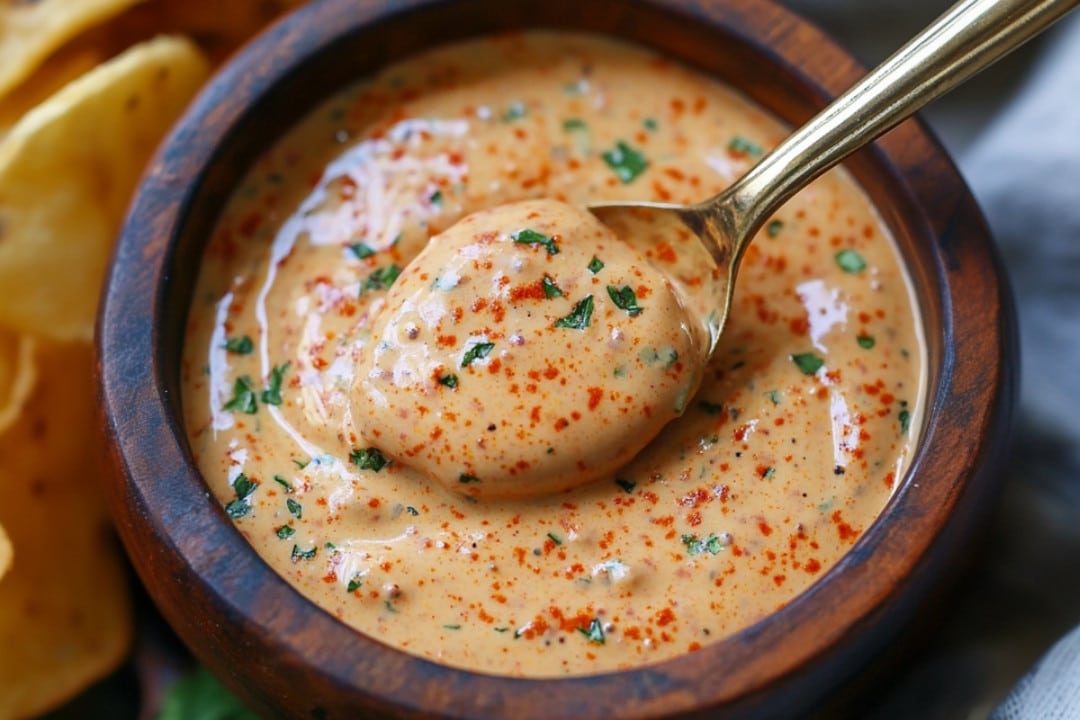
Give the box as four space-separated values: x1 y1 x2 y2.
712 0 1079 258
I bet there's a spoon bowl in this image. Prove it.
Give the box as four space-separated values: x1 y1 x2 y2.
591 0 1078 351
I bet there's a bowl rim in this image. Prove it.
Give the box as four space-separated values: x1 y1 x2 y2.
98 0 1016 717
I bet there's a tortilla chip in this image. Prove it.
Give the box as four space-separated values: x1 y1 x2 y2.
0 328 36 436
0 42 107 141
0 524 11 581
0 341 132 718
0 35 210 342
0 0 143 99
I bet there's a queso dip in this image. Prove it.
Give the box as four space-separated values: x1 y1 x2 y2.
182 32 924 677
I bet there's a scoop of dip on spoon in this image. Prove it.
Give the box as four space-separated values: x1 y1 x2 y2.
356 0 1077 497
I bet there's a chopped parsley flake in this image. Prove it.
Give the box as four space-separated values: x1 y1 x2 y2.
615 478 636 493
728 136 763 157
542 274 563 298
461 341 495 367
899 408 912 433
286 498 302 519
232 473 256 499
587 256 605 274
443 624 462 630
437 373 459 389
291 545 317 562
578 618 606 644
562 117 587 131
224 499 249 519
791 352 825 375
459 473 480 484
764 390 781 405
511 228 559 255
762 467 776 479
273 475 292 493
766 219 784 238
347 576 363 592
502 102 526 122
554 295 594 329
292 458 310 470
349 242 375 260
405 506 419 516
363 264 401 292
857 334 876 349
350 447 389 472
224 335 253 354
429 189 443 205
682 532 728 556
223 376 258 414
260 362 289 406
606 285 643 316
643 117 658 131
547 532 562 545
276 525 295 539
835 248 867 273
602 140 648 183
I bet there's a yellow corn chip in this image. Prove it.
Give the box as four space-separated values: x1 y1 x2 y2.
0 35 210 341
0 328 36 435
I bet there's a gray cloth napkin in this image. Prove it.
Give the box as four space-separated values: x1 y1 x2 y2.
782 2 1080 718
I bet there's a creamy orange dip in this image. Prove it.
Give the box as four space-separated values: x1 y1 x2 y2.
182 32 924 677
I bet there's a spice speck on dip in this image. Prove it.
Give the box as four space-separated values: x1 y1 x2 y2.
182 32 924 677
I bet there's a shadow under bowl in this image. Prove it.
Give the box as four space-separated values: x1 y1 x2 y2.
97 0 1017 717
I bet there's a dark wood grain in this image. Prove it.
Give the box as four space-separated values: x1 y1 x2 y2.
96 0 1017 717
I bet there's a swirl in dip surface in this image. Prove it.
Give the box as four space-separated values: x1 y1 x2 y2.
182 32 924 677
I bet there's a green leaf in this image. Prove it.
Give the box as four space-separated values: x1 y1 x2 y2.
349 242 376 260
857 334 876 349
347 576 363 592
554 295 594 330
606 285 643 317
350 447 389 472
232 473 256 500
766 219 783 238
602 140 648 183
276 525 295 539
437 374 459 389
547 532 562 545
728 136 763 157
643 117 658 131
429 189 443 205
835 249 867 273
158 666 259 720
223 376 257 414
459 473 480 484
587 256 605 274
273 475 292 493
562 117 587 131
291 544 317 562
502 102 526 122
791 352 824 375
682 532 728 556
511 228 559 255
224 335 253 354
461 341 495 367
286 498 302 519
260 362 289 406
764 389 781 405
541 274 563 298
577 618 605 644
363 264 401 291
224 499 249 519
899 408 911 433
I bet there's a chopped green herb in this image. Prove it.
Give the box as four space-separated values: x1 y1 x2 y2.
291 545 317 562
762 467 775 479
347 576 363 592
260 362 289 406
587 256 605 274
791 352 825 375
276 525 295 539
286 498 302 519
562 117 587 131
728 136 763 157
349 242 375 260
350 447 389 472
541 274 563 298
502 102 526 122
292 458 310 470
857 334 876 349
494 626 510 633
698 400 723 415
602 140 649 183
363 264 401 291
461 341 495 367
223 376 257 414
766 219 784 238
511 228 559 255
578 618 605 644
899 408 912 433
643 117 658 131
224 335 253 354
443 624 462 630
641 346 679 368
835 248 867 273
615 478 636 493
158 666 258 720
459 473 480 484
682 532 728 556
563 80 587 95
232 474 256 499
554 295 594 330
547 532 562 545
437 373 459 389
405 506 419 516
384 600 398 614
764 390 781 405
606 285 643 317
325 542 337 552
273 475 292 493
429 189 443 205
224 499 249 519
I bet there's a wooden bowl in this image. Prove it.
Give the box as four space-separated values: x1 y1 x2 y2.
97 0 1016 717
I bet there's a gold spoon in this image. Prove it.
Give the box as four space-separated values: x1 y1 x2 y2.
590 0 1078 352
